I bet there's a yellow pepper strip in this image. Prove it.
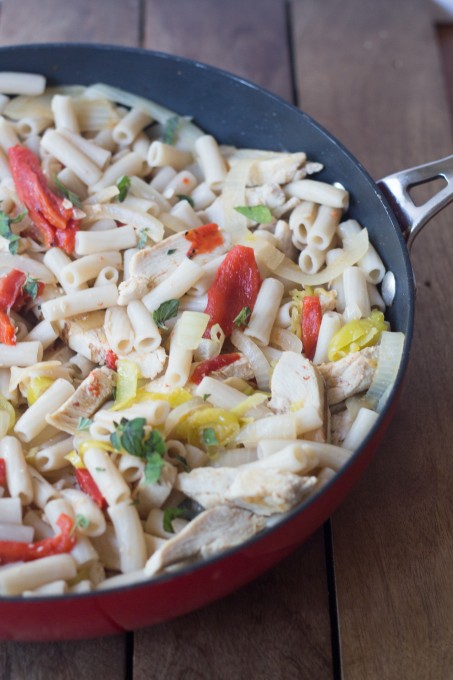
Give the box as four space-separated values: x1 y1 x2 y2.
134 387 193 408
231 393 268 418
65 450 86 469
0 394 16 432
175 407 240 450
111 359 139 411
327 310 388 361
27 376 55 405
79 440 115 457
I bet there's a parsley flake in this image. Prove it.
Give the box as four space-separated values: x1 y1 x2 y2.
152 299 179 330
54 176 82 208
233 306 252 327
77 416 93 431
76 514 91 529
163 507 190 533
202 393 211 402
167 248 176 255
0 210 24 254
234 205 273 224
162 115 180 145
137 229 150 249
116 175 131 202
176 194 195 208
22 275 40 301
202 427 219 449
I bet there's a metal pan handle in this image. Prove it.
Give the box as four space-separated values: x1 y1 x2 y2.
377 154 453 249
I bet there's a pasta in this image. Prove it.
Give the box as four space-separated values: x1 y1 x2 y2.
0 76 403 597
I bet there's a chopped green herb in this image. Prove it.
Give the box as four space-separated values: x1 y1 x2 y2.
54 176 82 208
76 514 91 529
95 467 106 472
152 299 180 330
110 417 167 484
137 229 150 249
0 210 23 254
10 211 27 225
176 194 195 208
233 306 252 327
116 175 131 202
22 275 40 301
174 454 191 472
202 393 211 402
163 507 190 533
162 115 180 145
202 427 219 449
234 204 273 224
167 248 176 255
77 416 93 431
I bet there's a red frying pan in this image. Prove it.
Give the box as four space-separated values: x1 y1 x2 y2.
0 44 451 641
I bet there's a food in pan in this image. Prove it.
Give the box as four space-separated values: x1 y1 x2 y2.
0 72 404 596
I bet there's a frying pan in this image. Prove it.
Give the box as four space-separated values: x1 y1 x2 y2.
0 43 451 641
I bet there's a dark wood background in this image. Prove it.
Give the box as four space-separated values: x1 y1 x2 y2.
0 1 452 678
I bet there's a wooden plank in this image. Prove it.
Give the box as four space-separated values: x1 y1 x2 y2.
0 0 140 45
133 532 333 680
135 3 335 677
437 23 453 127
143 0 293 100
292 0 453 678
0 637 127 680
0 0 136 673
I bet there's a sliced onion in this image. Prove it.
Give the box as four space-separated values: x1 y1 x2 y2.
230 329 271 390
275 228 369 286
270 327 303 353
364 331 405 412
175 311 210 350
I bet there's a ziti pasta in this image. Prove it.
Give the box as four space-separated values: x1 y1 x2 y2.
0 74 404 596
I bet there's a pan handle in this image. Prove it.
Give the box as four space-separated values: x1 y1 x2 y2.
377 154 453 249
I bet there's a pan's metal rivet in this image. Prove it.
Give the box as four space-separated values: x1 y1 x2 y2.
381 271 396 306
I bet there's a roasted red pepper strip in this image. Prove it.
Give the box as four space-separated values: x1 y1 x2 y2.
104 349 118 371
76 468 107 509
189 352 241 385
8 145 80 253
301 295 322 361
203 245 261 337
0 312 16 345
0 513 76 565
0 269 26 311
185 223 224 258
0 459 6 487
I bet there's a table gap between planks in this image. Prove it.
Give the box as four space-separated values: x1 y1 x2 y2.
0 1 451 679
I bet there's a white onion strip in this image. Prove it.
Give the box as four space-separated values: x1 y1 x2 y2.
364 331 405 412
230 329 271 391
275 228 369 286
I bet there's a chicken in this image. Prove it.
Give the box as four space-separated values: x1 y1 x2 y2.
245 183 286 209
46 367 115 434
212 355 254 381
144 505 266 576
176 465 316 516
318 346 378 405
128 229 231 288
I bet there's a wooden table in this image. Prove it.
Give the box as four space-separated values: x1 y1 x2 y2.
0 0 452 678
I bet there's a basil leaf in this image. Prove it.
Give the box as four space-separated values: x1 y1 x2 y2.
77 416 93 431
7 235 20 255
233 306 252 327
145 451 165 484
10 210 27 224
54 176 82 208
0 210 22 254
202 427 218 448
152 299 180 330
162 507 190 533
116 175 131 202
22 275 39 301
234 204 273 223
162 115 180 145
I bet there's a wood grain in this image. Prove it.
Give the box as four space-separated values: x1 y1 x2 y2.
0 0 140 45
133 532 334 680
292 0 453 677
143 0 293 100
